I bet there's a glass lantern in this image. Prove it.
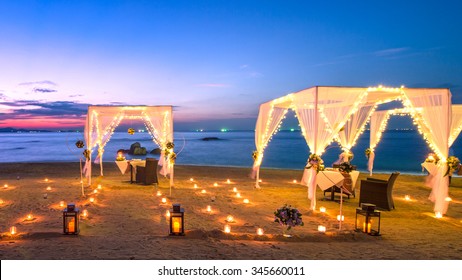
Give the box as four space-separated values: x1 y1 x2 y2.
169 204 185 236
63 204 80 235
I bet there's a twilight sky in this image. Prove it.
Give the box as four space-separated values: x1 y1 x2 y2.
1 0 461 131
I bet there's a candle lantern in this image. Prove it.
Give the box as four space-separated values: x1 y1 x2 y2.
169 204 185 236
63 204 80 235
355 203 381 236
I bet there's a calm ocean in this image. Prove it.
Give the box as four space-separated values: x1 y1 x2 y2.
1 130 461 175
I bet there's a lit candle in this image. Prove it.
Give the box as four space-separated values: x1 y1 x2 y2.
68 220 75 233
27 214 33 221
226 179 231 184
10 226 17 235
318 225 326 232
44 178 49 182
367 222 372 233
435 212 443 218
82 209 88 218
257 228 264 235
89 197 95 203
3 184 8 189
445 197 452 202
226 215 234 222
173 221 180 233
166 210 170 217
46 186 52 191
93 189 98 194
404 195 411 201
206 205 212 212
156 191 162 196
293 179 297 183
224 225 231 233
258 179 262 183
0 199 4 205
319 207 326 213
194 184 198 189
97 184 102 190
337 215 344 221
213 182 218 187
243 199 249 204
190 178 194 182
201 189 206 194
59 201 65 207
232 187 237 193
161 197 167 204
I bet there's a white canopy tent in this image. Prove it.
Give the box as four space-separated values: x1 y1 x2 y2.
252 86 453 215
83 105 174 189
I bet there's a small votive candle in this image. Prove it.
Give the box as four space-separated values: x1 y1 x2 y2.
201 189 206 194
206 205 212 212
236 193 241 198
46 186 52 191
59 201 65 207
226 179 231 184
89 197 95 203
404 195 411 201
26 214 33 221
156 191 162 196
319 207 326 213
243 198 249 204
337 215 344 221
435 212 443 218
10 226 17 235
257 228 264 235
190 178 194 182
97 184 102 190
194 184 198 189
82 209 88 218
293 179 297 183
161 197 167 204
445 197 452 202
44 178 49 182
318 225 326 232
232 187 237 192
0 199 4 205
224 225 231 233
166 210 170 217
4 184 8 189
213 182 218 187
258 179 262 183
226 215 234 222
93 189 98 194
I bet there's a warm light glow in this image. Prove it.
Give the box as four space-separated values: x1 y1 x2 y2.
3 184 8 189
82 209 88 218
445 197 452 202
27 214 33 221
161 198 167 204
46 186 52 191
59 201 65 207
243 198 249 204
292 179 297 183
213 182 218 187
190 178 194 182
89 197 95 203
257 228 264 235
224 225 231 233
166 210 170 217
93 189 98 194
0 199 4 205
318 225 326 232
319 207 326 213
232 187 237 192
337 215 344 221
156 191 162 196
206 205 212 212
226 215 234 222
404 195 411 201
44 178 49 182
194 184 198 189
201 189 206 194
10 226 17 235
236 192 241 198
435 212 443 218
226 179 231 184
258 179 262 183
97 184 102 190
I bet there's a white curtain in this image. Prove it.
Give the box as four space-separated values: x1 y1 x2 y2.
251 101 288 186
337 104 375 151
368 110 389 175
294 87 368 210
402 88 452 214
449 105 462 147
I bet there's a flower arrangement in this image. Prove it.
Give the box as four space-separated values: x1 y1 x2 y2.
425 153 439 163
305 154 325 173
166 142 175 150
338 162 354 173
365 148 372 159
252 150 258 161
75 140 84 149
83 149 91 160
164 142 176 164
274 204 304 231
445 156 460 177
116 152 126 161
127 128 135 135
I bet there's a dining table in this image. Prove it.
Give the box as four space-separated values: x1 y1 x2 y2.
115 159 146 183
316 169 360 201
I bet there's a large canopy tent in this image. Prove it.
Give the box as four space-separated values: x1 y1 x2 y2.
252 86 453 215
83 105 174 190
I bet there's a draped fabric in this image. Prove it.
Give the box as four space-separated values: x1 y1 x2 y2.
368 110 389 175
84 106 174 187
402 88 452 214
337 104 375 151
449 105 462 147
251 101 288 186
292 87 368 209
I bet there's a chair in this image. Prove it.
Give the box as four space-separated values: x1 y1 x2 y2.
136 158 159 185
359 172 400 210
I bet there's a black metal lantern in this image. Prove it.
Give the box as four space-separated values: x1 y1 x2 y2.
169 204 185 236
63 204 80 235
355 203 381 236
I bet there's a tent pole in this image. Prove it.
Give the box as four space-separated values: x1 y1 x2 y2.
170 164 174 196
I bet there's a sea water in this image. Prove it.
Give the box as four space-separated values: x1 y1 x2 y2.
1 130 461 174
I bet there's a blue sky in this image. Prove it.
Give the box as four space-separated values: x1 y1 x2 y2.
0 0 461 130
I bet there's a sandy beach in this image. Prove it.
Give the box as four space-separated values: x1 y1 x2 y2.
0 162 461 260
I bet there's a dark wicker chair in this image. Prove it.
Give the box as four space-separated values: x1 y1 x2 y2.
136 158 159 185
359 172 400 210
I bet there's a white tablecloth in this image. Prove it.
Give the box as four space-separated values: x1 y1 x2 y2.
421 161 438 175
316 170 360 194
115 160 146 175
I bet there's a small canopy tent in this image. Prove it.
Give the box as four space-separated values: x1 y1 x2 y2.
252 86 453 215
83 105 174 188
